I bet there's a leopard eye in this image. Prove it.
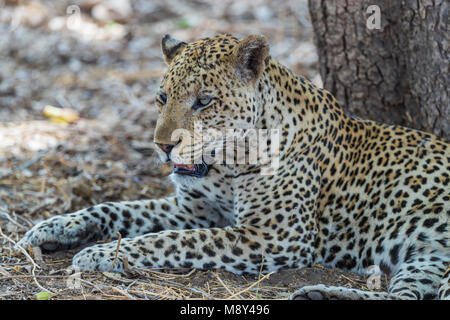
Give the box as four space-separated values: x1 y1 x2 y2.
199 97 211 105
193 97 213 110
157 92 167 105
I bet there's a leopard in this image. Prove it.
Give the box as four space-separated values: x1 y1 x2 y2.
19 34 449 300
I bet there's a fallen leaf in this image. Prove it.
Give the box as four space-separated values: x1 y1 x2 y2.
35 292 51 300
43 105 80 124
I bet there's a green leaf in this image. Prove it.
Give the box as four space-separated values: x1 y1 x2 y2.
176 17 191 29
35 292 51 300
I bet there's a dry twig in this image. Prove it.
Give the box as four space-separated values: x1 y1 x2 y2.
112 231 122 269
214 272 240 298
226 272 274 300
0 226 55 295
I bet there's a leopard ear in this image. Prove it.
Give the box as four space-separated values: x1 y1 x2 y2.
161 34 187 64
232 35 270 82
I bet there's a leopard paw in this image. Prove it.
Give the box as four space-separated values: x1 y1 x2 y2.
17 212 102 252
291 284 382 300
72 242 123 272
291 285 337 300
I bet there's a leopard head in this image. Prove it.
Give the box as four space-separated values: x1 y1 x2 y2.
154 34 270 177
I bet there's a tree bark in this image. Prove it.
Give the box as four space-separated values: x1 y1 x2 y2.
308 0 449 140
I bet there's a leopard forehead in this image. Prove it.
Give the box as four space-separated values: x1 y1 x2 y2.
161 34 241 94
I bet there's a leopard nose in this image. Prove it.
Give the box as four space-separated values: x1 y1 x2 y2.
156 143 175 155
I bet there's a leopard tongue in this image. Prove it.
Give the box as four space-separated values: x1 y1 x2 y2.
173 163 195 171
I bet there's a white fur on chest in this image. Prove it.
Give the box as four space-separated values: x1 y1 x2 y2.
171 170 235 224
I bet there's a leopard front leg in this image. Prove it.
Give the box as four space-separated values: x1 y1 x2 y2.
18 197 215 252
72 225 313 273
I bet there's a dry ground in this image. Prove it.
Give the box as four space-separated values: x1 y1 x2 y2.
0 0 388 300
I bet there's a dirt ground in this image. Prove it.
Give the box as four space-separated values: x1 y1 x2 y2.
0 0 388 300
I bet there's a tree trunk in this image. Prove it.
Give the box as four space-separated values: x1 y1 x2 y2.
308 0 449 140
